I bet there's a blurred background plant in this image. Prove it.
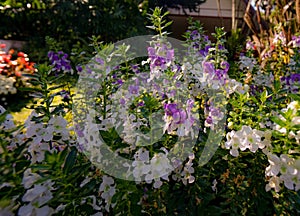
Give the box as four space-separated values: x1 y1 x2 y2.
0 43 36 108
0 0 149 63
0 0 208 64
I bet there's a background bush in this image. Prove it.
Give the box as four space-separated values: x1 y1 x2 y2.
0 0 149 62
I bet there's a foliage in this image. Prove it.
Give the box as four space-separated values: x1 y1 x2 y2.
0 7 300 216
0 43 36 107
0 0 148 63
148 0 206 13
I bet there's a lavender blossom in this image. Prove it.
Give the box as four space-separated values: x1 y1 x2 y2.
48 51 72 74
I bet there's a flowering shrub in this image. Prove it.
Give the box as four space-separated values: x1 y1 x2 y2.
0 43 35 105
1 8 300 215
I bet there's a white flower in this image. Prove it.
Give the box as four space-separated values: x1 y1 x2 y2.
0 207 14 216
225 130 241 157
26 123 54 144
265 176 282 192
239 56 256 71
266 154 281 176
22 180 54 206
153 179 163 188
99 175 116 212
18 204 53 216
22 169 41 189
18 203 34 216
280 174 295 190
291 116 300 126
48 116 69 140
211 179 218 193
28 142 50 163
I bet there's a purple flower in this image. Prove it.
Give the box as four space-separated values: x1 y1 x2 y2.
131 64 140 73
60 90 70 100
164 103 178 116
203 61 215 74
48 50 72 73
137 101 145 107
164 103 187 124
173 109 187 124
291 36 300 48
147 44 174 72
76 65 83 72
221 61 230 73
246 41 255 50
113 65 120 70
210 107 221 117
199 45 210 57
128 85 139 95
291 74 300 83
205 116 213 125
120 98 126 105
281 73 300 93
153 56 166 67
113 79 123 86
166 49 174 61
169 89 177 97
75 124 84 137
218 44 225 50
147 47 156 58
95 57 104 65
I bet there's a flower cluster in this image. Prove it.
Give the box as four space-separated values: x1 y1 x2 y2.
265 153 300 192
183 19 211 57
273 101 300 144
2 7 300 215
204 104 224 130
48 51 72 74
19 178 54 216
146 42 174 80
280 73 300 93
0 75 17 95
0 44 35 77
172 153 195 185
25 112 70 163
99 175 116 212
0 44 35 98
225 125 271 157
163 99 195 136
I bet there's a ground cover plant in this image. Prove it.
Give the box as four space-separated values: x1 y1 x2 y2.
0 7 300 216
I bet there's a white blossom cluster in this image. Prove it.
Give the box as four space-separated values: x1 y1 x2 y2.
172 153 195 185
19 169 54 216
99 175 116 212
252 70 274 87
225 125 272 157
132 148 173 188
25 111 71 163
225 78 249 95
239 55 257 72
265 153 300 192
273 101 300 144
0 105 26 152
0 75 17 95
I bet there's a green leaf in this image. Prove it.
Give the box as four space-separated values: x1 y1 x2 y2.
63 147 77 174
270 116 286 127
48 84 66 91
289 93 300 102
18 87 44 92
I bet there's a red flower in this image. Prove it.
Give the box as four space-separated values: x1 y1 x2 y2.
0 44 6 49
18 52 25 57
15 71 22 77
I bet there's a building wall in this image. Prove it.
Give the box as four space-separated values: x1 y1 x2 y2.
168 0 246 18
168 0 249 39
